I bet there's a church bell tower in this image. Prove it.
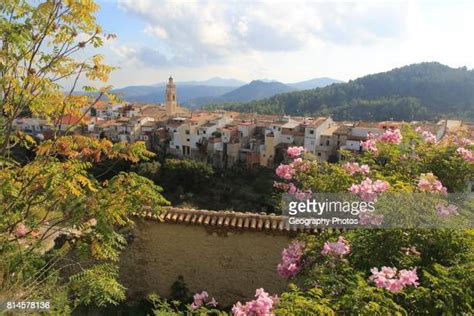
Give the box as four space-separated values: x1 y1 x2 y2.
165 76 177 115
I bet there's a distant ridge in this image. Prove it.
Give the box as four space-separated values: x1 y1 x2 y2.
287 77 343 90
185 78 340 108
106 77 339 107
205 62 474 121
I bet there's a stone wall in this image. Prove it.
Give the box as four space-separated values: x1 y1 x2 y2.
119 219 291 307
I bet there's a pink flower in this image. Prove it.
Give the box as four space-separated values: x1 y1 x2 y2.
361 138 378 153
15 223 29 238
189 302 199 311
381 266 397 278
321 236 351 257
421 130 437 144
359 213 384 226
293 188 312 201
343 162 370 175
275 164 295 180
418 173 447 195
380 129 402 144
232 288 277 316
232 302 247 316
457 147 474 163
207 297 218 307
276 182 312 201
193 291 208 306
349 178 389 202
369 267 418 292
436 203 459 217
290 157 311 172
277 241 305 278
273 181 289 191
360 164 370 174
398 268 419 287
287 146 305 157
189 291 217 310
453 136 471 146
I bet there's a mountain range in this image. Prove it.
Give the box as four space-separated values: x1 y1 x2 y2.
206 62 474 121
111 77 342 107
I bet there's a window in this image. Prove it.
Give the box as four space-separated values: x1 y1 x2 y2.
309 130 314 135
317 152 321 156
176 145 180 149
326 140 330 146
186 138 190 142
185 130 190 135
203 130 206 134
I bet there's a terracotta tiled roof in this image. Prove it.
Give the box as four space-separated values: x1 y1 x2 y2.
138 207 322 233
59 114 90 125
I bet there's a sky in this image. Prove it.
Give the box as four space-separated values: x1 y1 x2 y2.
86 0 474 88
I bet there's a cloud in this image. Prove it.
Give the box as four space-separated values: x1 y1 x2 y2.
117 0 408 68
110 44 137 59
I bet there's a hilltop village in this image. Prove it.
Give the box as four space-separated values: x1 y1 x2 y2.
13 77 474 168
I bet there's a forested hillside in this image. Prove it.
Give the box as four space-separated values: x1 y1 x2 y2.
205 63 474 120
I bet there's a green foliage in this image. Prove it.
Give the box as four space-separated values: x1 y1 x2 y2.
69 264 126 307
135 159 278 212
0 0 169 311
148 294 181 316
274 127 474 315
159 158 214 193
273 284 335 315
407 263 474 314
148 294 226 316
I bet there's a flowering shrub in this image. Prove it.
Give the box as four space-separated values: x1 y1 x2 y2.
361 129 402 153
361 132 379 153
287 146 305 157
343 162 370 175
348 178 389 202
277 241 305 278
232 288 278 316
14 223 29 238
457 147 474 162
275 164 294 180
415 127 438 144
271 125 473 315
452 136 472 146
274 149 315 200
358 212 384 226
188 291 218 310
417 173 447 194
369 267 419 292
421 131 437 144
435 203 459 218
321 236 351 258
380 129 402 144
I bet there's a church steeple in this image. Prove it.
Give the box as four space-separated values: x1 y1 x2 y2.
165 75 177 115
